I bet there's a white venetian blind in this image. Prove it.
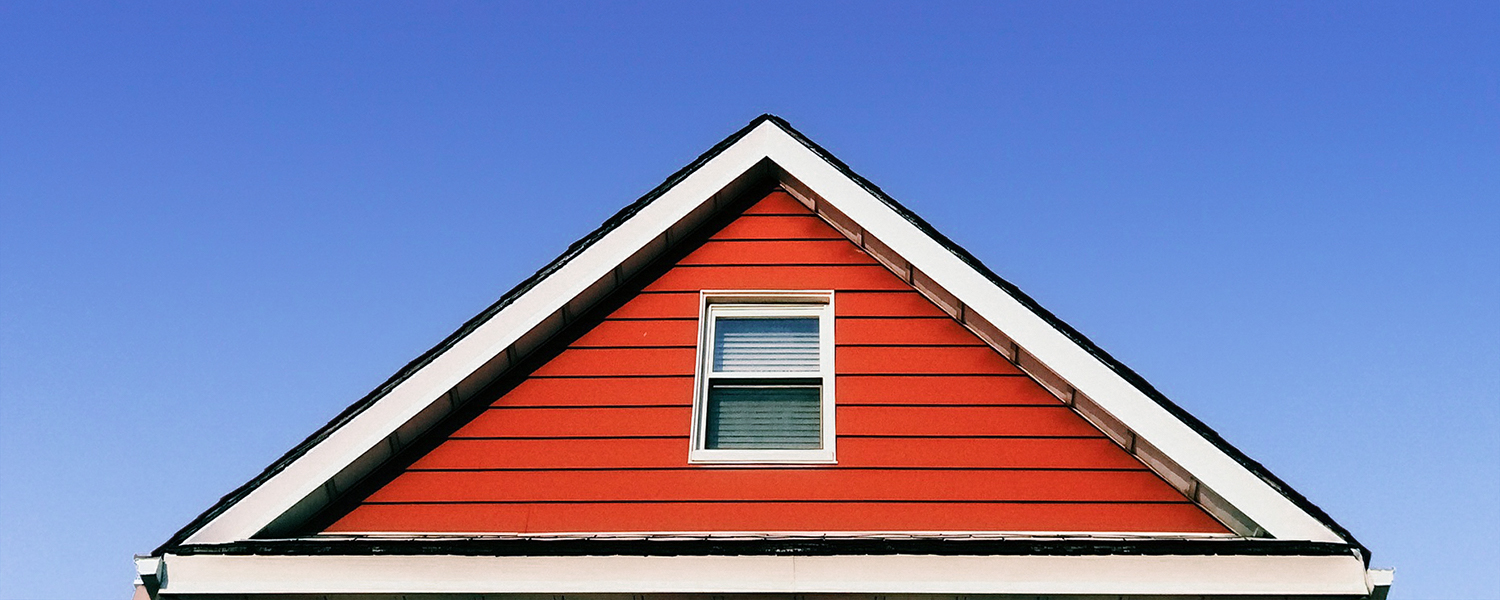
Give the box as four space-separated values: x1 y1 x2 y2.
705 384 822 449
712 317 820 373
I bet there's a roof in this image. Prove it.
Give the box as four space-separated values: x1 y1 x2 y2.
152 115 1364 563
151 116 775 554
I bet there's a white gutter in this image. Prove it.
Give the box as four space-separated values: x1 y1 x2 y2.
133 555 164 598
1367 568 1395 600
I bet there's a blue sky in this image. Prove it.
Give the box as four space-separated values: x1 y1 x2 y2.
1 2 1495 598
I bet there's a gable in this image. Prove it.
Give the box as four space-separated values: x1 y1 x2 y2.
318 189 1228 535
140 116 1382 600
151 115 1359 555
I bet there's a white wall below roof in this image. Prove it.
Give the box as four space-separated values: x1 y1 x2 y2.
156 553 1371 597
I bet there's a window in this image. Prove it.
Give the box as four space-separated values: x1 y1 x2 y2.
690 291 836 464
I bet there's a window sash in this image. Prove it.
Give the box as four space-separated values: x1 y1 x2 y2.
704 381 822 449
711 316 821 374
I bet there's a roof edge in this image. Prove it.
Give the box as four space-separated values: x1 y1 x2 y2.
170 537 1361 558
757 115 1365 559
152 115 780 555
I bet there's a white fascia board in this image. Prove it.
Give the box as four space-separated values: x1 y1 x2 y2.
755 130 1343 543
183 122 790 544
158 553 1372 597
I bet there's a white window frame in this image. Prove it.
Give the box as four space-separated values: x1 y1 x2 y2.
690 290 836 464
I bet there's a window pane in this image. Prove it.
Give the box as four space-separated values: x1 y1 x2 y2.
705 384 822 449
712 317 820 372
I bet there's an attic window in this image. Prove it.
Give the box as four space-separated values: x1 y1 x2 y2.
690 291 836 464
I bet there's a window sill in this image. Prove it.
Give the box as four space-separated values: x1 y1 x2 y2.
688 448 837 465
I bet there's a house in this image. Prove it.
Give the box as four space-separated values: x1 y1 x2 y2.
135 115 1392 599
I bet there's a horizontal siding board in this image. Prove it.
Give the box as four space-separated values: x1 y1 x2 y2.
710 215 847 240
679 240 877 266
488 377 694 408
836 317 986 346
835 291 950 317
455 405 1101 439
840 406 1104 437
604 293 700 320
740 190 812 214
643 265 909 292
531 348 696 377
326 501 1227 534
363 470 1189 503
410 437 1147 471
454 406 689 438
837 346 1023 375
604 291 946 320
571 320 700 348
843 437 1143 469
837 375 1060 405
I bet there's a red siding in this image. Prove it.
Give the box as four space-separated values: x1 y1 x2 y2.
325 189 1228 535
332 503 1222 534
363 470 1192 503
411 437 1150 470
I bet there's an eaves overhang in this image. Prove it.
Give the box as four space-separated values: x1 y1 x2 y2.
146 549 1378 598
173 536 1361 558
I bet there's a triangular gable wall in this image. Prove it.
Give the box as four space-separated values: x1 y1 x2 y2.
314 189 1227 535
158 116 1357 557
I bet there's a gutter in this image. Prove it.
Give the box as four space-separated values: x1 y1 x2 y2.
1367 568 1395 600
134 555 165 599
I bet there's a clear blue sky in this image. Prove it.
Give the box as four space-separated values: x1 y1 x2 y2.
1 2 1495 598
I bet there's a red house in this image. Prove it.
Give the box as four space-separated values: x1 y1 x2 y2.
136 116 1391 599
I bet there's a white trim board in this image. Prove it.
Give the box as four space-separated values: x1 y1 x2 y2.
151 553 1376 597
166 116 1353 549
